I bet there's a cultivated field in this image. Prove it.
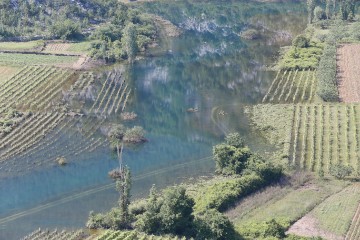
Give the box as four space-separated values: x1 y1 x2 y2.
0 53 79 66
0 66 20 83
262 70 317 103
337 44 360 103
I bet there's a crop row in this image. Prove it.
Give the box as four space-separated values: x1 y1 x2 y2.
262 70 316 104
288 104 360 173
21 229 84 240
346 202 360 240
96 230 183 240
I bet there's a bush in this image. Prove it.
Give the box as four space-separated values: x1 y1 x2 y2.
136 186 195 236
124 126 146 143
238 219 287 240
213 144 252 175
194 173 279 212
329 163 353 179
225 132 245 148
50 19 81 40
195 209 237 240
240 29 261 40
292 34 310 48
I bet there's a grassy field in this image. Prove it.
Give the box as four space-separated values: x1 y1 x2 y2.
0 53 79 66
311 183 360 236
0 40 44 51
231 178 348 229
262 70 319 104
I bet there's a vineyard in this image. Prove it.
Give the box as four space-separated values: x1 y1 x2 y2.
44 43 71 53
346 201 360 240
262 70 317 104
0 66 131 169
0 53 78 66
288 104 360 173
92 230 182 240
21 229 85 240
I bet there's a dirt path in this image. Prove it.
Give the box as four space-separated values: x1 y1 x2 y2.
337 44 360 103
287 215 343 240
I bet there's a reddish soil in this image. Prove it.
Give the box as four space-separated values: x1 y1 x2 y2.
287 215 343 240
337 44 360 103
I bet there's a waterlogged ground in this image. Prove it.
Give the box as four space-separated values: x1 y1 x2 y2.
0 1 307 239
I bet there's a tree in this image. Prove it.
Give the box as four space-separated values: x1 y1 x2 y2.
326 0 333 19
292 34 310 48
115 166 132 228
314 6 326 21
135 185 162 234
195 209 237 240
213 143 252 175
122 22 137 63
307 0 316 23
159 186 195 236
136 186 195 237
225 132 244 148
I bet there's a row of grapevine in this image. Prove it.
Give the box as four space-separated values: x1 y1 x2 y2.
21 228 85 240
263 70 316 104
95 230 184 240
89 71 130 116
288 104 360 173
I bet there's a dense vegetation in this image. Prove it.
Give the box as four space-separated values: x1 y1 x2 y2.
86 133 285 239
0 0 156 62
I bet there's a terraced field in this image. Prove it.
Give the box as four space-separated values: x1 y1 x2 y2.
21 229 86 240
262 70 317 103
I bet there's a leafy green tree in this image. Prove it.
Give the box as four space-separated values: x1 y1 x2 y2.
326 0 333 18
50 19 81 40
122 22 137 63
195 209 237 240
159 186 195 236
213 143 252 175
307 0 316 23
135 185 162 234
292 35 310 48
136 186 195 237
314 6 326 21
116 166 132 228
225 132 245 148
263 219 286 239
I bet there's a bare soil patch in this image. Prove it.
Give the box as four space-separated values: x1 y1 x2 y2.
337 44 360 103
287 215 343 240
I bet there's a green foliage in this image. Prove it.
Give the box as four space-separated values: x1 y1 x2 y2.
314 6 326 21
292 35 310 48
280 42 323 70
194 173 281 212
329 163 353 179
136 186 195 237
50 19 81 40
124 126 146 143
122 23 138 63
307 0 316 23
195 209 237 240
316 44 338 102
238 219 286 240
213 144 252 175
225 132 245 148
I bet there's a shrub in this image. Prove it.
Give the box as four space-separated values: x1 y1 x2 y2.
213 144 252 175
238 219 288 240
195 209 237 240
240 29 261 40
292 34 310 48
329 164 353 179
225 132 245 148
124 126 146 143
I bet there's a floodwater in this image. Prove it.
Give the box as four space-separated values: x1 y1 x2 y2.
0 1 306 239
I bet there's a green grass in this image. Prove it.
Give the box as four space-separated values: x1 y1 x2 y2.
0 53 78 66
232 179 348 229
246 104 293 154
0 40 44 51
67 41 93 54
311 183 360 235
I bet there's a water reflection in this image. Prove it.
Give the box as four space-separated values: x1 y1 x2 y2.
0 1 306 238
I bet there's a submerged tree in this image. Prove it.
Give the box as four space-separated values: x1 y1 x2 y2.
122 22 137 64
